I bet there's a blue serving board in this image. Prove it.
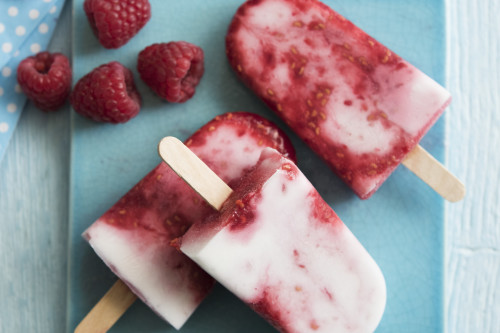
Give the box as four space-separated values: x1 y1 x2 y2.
68 0 446 332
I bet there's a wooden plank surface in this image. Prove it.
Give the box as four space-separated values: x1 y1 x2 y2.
0 2 71 332
0 1 498 332
445 1 500 332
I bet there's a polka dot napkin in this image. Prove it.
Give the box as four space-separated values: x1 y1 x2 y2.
0 0 65 163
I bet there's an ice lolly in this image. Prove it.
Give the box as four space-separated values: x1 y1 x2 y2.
79 112 296 330
159 138 386 333
226 0 456 199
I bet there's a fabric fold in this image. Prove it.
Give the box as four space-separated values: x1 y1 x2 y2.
0 0 66 163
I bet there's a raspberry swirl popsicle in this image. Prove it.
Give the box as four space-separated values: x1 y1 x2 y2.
175 147 386 333
226 0 451 199
82 112 295 329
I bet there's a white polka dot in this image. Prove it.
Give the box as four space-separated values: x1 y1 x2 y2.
30 43 41 54
29 9 39 19
8 6 18 17
16 26 26 36
2 67 12 77
15 84 22 93
44 0 52 2
50 6 57 14
0 23 4 34
38 23 49 34
7 103 17 113
0 87 4 96
0 122 9 133
2 43 12 53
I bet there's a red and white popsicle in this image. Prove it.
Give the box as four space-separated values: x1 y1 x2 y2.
76 112 296 332
226 0 465 200
160 138 387 333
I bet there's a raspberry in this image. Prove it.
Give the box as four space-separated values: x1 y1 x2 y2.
137 42 204 103
84 0 151 49
16 52 71 112
70 61 141 123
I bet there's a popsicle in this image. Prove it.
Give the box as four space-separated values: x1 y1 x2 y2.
159 137 386 333
226 0 464 200
77 112 296 331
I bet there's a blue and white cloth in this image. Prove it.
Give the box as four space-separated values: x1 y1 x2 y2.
0 0 66 163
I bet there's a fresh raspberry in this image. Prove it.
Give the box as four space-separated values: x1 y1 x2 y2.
137 42 204 103
70 61 141 123
84 0 151 49
16 52 71 112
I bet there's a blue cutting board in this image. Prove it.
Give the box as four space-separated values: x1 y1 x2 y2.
68 0 446 332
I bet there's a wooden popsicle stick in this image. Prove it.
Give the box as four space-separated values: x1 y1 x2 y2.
159 137 465 203
158 136 233 210
74 280 137 333
402 144 465 202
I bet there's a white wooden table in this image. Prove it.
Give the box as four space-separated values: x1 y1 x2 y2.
0 1 498 332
